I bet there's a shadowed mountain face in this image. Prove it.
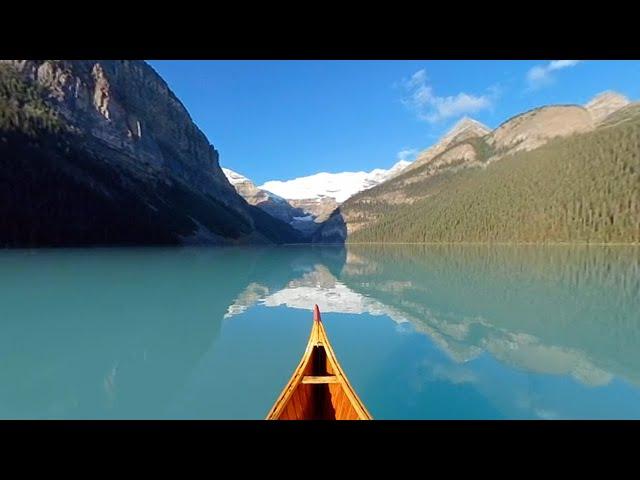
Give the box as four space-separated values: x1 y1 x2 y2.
0 60 302 247
0 248 251 418
0 246 347 418
222 167 321 238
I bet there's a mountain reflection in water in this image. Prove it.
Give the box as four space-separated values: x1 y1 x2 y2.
0 245 638 419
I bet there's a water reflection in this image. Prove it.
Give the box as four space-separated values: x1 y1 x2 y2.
226 263 409 324
341 245 640 389
0 246 345 418
1 244 639 418
227 245 640 392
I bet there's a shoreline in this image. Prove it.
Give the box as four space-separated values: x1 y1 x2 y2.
341 241 640 246
1 241 639 251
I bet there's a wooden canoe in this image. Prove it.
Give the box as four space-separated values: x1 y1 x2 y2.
266 305 372 420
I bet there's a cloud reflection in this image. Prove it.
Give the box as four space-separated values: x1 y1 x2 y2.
224 247 633 391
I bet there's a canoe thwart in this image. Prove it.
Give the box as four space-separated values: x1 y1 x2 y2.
266 305 372 420
301 375 339 384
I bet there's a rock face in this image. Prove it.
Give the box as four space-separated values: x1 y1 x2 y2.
222 167 319 236
313 119 491 242
486 93 631 158
0 60 302 247
223 168 285 210
4 60 239 206
288 197 339 223
585 91 631 124
257 159 411 237
403 117 490 175
486 105 594 157
225 159 411 238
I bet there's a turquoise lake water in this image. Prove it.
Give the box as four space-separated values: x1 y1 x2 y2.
1 245 639 419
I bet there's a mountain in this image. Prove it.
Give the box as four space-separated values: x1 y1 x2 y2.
340 245 640 386
315 91 638 244
485 92 630 159
585 91 630 124
313 119 491 242
486 105 593 157
402 117 491 175
222 167 318 236
0 60 302 247
259 159 411 220
223 158 411 238
224 262 409 324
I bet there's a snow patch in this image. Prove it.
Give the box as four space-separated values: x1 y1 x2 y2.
223 167 287 203
222 167 248 186
259 159 412 203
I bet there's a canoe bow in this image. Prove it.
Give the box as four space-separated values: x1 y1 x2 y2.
266 305 372 420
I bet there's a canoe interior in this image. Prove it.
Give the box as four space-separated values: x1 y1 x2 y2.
266 305 372 420
275 346 362 420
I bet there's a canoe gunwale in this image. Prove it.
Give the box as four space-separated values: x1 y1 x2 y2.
266 305 372 420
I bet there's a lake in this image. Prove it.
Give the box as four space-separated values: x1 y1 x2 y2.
0 244 639 419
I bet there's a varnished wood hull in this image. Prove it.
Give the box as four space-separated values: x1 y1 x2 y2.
266 305 372 420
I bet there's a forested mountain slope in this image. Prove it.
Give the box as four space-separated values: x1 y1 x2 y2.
348 109 640 243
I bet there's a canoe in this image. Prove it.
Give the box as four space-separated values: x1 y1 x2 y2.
266 305 372 420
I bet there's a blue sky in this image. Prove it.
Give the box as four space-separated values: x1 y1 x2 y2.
148 60 640 185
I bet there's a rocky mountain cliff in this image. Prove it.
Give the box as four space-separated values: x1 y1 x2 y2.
314 91 635 243
224 159 411 238
585 91 630 124
259 159 411 220
288 197 339 224
0 60 302 247
222 167 319 236
402 117 491 175
313 119 491 242
485 92 630 160
486 105 593 157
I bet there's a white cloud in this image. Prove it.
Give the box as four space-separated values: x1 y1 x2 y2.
397 148 418 162
534 408 560 420
526 60 581 90
413 360 478 391
420 93 492 123
399 68 495 123
406 68 427 89
548 60 581 70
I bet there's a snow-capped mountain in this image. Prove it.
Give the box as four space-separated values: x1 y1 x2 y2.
223 167 317 234
223 264 409 324
223 159 412 235
222 167 288 206
259 159 411 205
